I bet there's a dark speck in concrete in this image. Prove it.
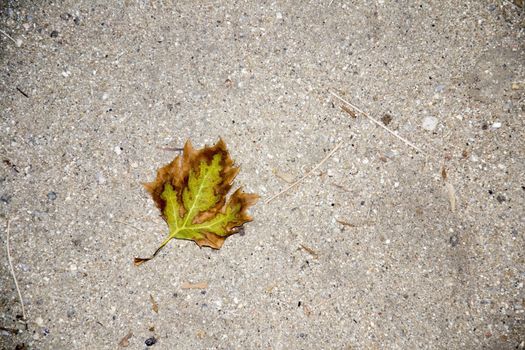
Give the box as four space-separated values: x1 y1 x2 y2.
381 113 393 125
1 194 11 204
47 191 57 200
145 337 157 346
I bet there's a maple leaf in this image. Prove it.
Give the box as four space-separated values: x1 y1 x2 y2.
134 139 259 265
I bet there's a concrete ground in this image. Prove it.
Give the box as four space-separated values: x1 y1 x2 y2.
1 1 524 349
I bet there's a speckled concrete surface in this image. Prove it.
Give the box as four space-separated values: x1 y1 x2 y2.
1 1 524 349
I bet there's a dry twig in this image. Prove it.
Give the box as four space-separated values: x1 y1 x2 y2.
0 29 17 44
299 244 319 258
181 281 208 289
330 91 426 154
265 142 343 204
336 219 357 227
5 219 27 322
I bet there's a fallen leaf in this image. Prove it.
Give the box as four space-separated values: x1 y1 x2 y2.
118 331 133 347
135 139 259 265
149 294 158 313
181 281 208 289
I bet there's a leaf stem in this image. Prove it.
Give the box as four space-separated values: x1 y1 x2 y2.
134 234 175 266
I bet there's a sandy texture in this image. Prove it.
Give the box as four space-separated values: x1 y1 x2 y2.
1 1 524 349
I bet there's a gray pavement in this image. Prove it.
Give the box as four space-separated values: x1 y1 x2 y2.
1 1 524 349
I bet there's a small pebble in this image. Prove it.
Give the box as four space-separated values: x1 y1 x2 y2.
15 38 23 47
385 149 398 159
422 116 438 131
18 263 30 272
60 13 72 21
276 12 283 19
35 317 44 327
96 172 106 185
1 194 12 204
435 84 445 93
47 191 57 201
496 194 506 203
50 30 59 38
492 122 502 128
145 337 157 346
114 146 122 155
67 307 76 318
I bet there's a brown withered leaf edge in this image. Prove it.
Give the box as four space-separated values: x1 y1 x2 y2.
135 139 259 265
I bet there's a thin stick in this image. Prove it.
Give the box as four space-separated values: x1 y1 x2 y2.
115 220 145 232
265 142 343 204
16 87 29 98
330 91 426 154
5 219 26 322
0 29 17 44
